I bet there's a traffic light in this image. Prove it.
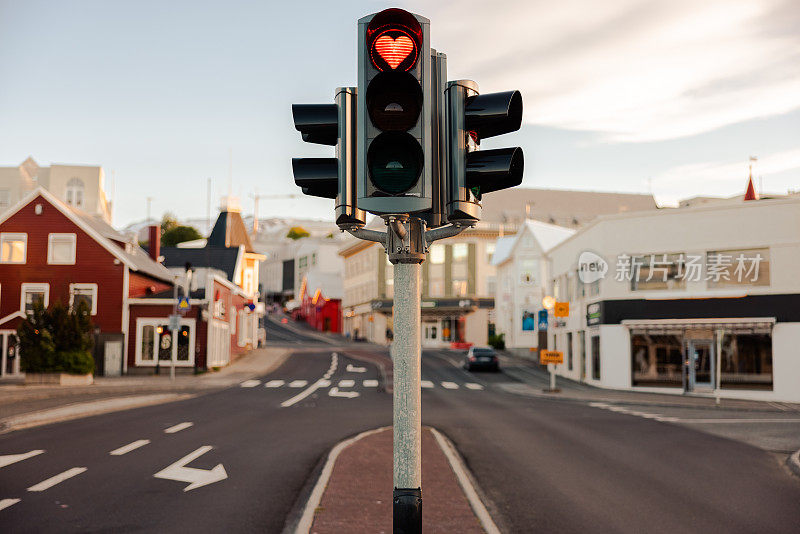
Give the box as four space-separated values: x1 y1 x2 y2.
445 81 524 225
357 8 433 215
292 88 365 229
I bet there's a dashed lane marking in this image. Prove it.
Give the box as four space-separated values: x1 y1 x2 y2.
164 422 194 434
0 450 44 469
338 379 355 388
288 380 308 388
465 383 484 390
109 440 151 456
363 379 379 387
346 364 366 373
265 380 285 388
27 467 87 492
240 380 261 388
0 498 20 511
421 381 434 388
441 382 459 390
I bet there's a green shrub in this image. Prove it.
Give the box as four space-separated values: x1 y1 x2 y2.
18 300 95 375
59 350 95 375
488 333 506 350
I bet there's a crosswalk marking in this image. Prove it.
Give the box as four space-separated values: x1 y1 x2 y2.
258 378 491 392
441 382 459 389
265 380 285 388
240 379 260 388
363 379 379 387
465 383 484 390
338 379 355 388
421 381 434 388
289 380 308 388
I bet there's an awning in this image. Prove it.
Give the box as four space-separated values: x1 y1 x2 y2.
623 317 775 334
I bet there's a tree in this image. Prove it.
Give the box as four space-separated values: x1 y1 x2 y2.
162 225 202 247
286 226 310 240
161 212 179 234
18 300 95 375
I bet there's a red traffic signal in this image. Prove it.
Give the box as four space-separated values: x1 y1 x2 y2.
366 8 422 72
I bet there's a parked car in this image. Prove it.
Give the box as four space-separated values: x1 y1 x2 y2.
463 347 499 372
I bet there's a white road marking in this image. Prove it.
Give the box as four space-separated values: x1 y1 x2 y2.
329 387 360 398
153 446 227 492
677 418 800 424
346 364 366 373
164 422 193 434
421 380 434 388
240 379 260 388
465 383 484 390
0 450 44 469
338 379 355 388
0 498 20 511
363 379 379 387
441 382 459 390
289 380 308 388
282 353 339 408
109 439 151 456
27 467 87 492
264 380 285 388
317 379 331 387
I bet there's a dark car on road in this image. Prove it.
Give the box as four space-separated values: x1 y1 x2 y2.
463 347 499 372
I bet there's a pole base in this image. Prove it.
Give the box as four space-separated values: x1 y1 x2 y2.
542 388 561 393
393 487 422 534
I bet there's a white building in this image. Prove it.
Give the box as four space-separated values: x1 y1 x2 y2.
545 197 800 402
0 157 112 223
492 220 575 356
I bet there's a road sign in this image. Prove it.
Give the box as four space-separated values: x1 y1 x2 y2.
178 296 190 312
554 301 569 317
537 309 548 330
540 350 564 365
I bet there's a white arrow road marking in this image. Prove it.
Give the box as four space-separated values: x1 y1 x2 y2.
0 450 44 469
441 382 459 389
329 387 360 399
153 446 227 492
264 380 285 388
109 440 150 456
288 380 308 388
0 498 20 511
338 379 355 388
363 379 379 387
240 379 260 388
27 467 87 492
465 383 484 390
346 364 366 373
164 422 194 434
421 380 434 389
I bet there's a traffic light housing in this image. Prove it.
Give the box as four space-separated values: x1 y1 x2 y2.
357 8 433 215
445 81 524 225
292 87 365 229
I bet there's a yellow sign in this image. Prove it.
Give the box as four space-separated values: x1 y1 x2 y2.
540 350 564 365
554 302 569 317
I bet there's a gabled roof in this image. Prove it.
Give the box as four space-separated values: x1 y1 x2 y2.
492 219 575 266
207 210 255 252
161 246 243 283
0 187 174 283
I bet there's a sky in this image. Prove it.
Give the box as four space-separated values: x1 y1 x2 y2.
1 0 798 227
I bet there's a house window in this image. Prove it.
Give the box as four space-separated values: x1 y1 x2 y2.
430 244 445 264
69 283 98 315
299 256 307 268
486 242 496 263
452 243 468 262
0 233 26 263
48 233 77 265
66 178 85 208
135 318 195 366
21 283 49 315
312 252 317 265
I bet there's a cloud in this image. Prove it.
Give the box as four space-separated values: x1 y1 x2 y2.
409 0 800 142
651 148 800 204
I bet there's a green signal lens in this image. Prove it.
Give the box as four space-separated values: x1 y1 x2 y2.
367 132 423 195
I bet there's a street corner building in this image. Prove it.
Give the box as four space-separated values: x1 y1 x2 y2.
543 197 800 403
0 188 259 378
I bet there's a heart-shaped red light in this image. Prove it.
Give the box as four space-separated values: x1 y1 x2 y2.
374 34 414 70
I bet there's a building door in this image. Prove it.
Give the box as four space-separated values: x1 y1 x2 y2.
687 339 714 391
422 323 439 347
104 340 123 377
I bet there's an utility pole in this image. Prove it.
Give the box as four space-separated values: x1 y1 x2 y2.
170 275 179 381
146 196 154 224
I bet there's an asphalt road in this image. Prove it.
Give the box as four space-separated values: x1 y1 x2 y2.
2 323 799 533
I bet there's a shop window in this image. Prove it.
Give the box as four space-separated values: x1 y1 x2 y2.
0 233 26 264
140 325 155 361
720 333 772 390
630 253 686 291
591 336 601 380
47 233 77 264
631 333 683 387
136 319 195 366
178 325 191 361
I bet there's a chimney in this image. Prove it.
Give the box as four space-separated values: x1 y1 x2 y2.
148 225 160 262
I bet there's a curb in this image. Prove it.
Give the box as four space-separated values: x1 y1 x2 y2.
788 449 800 479
294 426 390 533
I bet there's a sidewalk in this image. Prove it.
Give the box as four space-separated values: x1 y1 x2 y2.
307 427 489 534
0 347 290 425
